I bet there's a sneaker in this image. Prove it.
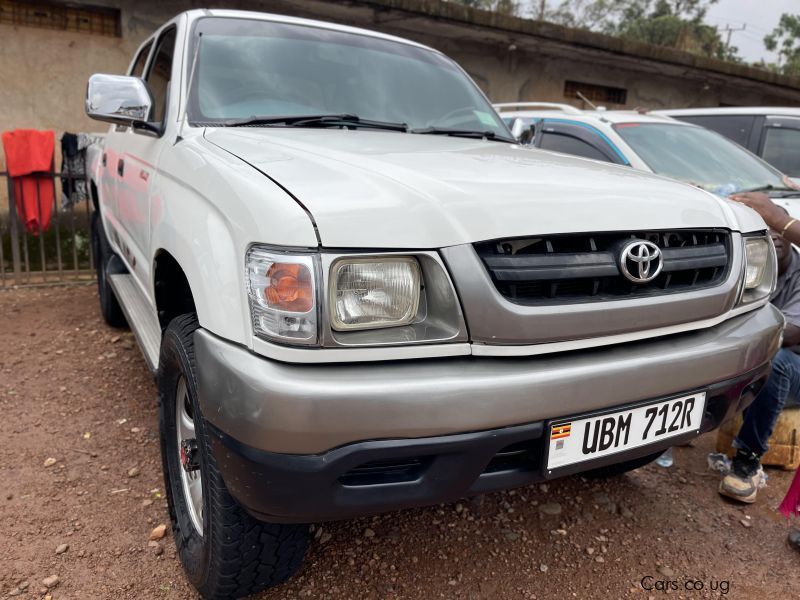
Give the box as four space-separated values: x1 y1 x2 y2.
719 449 762 503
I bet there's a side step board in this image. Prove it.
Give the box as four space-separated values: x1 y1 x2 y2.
108 274 161 374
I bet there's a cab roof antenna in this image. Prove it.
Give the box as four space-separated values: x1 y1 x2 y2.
575 91 598 110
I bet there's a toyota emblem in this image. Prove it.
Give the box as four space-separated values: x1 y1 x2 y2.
619 240 662 283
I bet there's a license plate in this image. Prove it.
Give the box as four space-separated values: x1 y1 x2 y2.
546 392 706 471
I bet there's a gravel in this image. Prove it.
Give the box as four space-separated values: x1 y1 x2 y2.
1 285 799 599
149 525 167 541
538 502 562 516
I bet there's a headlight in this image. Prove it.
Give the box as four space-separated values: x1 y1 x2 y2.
329 257 421 331
246 247 317 344
739 235 776 305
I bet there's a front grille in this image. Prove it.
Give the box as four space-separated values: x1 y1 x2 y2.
475 229 731 305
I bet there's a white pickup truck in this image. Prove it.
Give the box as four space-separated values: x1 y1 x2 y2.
85 9 783 599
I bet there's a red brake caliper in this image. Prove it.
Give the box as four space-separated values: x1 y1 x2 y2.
180 439 200 473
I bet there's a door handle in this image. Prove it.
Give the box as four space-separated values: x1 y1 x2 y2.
102 153 107 167
117 159 125 177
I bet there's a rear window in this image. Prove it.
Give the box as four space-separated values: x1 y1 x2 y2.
672 115 755 148
762 128 800 177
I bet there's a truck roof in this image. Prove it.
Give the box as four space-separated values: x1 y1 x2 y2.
656 106 800 117
182 8 434 53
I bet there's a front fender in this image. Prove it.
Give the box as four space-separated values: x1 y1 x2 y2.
149 132 318 345
151 203 245 343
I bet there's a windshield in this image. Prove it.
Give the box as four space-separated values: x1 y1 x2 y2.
613 122 787 195
186 17 508 137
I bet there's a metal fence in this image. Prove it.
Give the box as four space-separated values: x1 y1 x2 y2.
0 168 95 288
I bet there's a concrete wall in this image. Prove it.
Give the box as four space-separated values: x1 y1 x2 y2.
0 1 180 171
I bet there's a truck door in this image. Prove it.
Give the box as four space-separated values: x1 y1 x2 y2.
100 39 153 250
114 26 176 296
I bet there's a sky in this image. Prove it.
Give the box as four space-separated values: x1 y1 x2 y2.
704 0 797 63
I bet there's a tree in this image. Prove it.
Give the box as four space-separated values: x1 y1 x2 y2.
545 0 740 61
543 0 614 29
764 13 800 77
449 0 521 16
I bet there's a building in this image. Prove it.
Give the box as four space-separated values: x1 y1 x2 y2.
1 0 800 159
2 0 799 283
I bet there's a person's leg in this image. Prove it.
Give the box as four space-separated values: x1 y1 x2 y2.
720 348 800 503
735 348 800 455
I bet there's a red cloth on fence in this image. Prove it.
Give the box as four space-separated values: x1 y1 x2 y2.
1 129 55 235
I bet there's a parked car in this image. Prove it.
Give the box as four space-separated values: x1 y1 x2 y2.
86 11 782 599
655 107 800 184
495 103 800 217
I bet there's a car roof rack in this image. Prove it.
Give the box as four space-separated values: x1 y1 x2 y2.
493 102 583 115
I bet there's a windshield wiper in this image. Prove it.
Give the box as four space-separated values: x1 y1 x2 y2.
410 127 516 143
219 113 408 132
738 184 798 194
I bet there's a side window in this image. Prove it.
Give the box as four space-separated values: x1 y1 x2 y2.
145 28 177 124
539 132 613 163
129 41 153 78
676 115 754 148
762 128 800 177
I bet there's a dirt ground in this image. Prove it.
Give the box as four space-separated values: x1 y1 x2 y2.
1 284 799 600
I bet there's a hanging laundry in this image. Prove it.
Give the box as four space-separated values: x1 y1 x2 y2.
61 132 100 210
1 129 55 235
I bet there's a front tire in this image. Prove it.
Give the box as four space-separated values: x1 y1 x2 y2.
158 314 309 599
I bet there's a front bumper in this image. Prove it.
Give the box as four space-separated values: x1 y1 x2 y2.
196 304 782 455
195 303 782 522
207 365 768 523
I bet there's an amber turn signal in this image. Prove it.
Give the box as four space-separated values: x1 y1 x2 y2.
265 262 313 312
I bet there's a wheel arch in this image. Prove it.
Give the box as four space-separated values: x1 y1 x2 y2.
149 214 249 345
153 250 197 332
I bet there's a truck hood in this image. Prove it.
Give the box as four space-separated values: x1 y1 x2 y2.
205 128 753 248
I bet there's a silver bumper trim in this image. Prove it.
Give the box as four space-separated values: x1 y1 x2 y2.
195 304 782 454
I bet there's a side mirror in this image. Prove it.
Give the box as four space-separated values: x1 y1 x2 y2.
510 117 536 145
85 74 159 133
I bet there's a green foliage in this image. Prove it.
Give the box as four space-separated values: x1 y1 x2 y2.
450 0 521 16
546 0 740 61
764 13 800 77
544 0 612 28
451 0 744 63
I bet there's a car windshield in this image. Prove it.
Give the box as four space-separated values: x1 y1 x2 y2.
613 122 787 195
186 17 508 138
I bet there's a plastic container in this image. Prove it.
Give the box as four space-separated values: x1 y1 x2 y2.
655 447 674 468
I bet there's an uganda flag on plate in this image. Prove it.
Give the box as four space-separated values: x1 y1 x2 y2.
550 423 571 440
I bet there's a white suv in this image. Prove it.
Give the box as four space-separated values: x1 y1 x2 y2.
496 103 800 217
85 12 782 598
657 107 800 183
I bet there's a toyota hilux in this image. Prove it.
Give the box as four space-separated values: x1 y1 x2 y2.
85 9 783 599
